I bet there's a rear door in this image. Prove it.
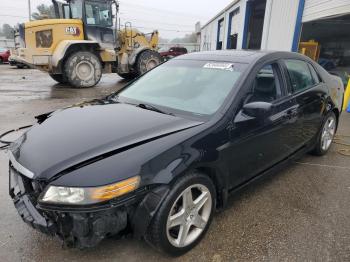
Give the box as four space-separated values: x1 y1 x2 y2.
282 59 326 148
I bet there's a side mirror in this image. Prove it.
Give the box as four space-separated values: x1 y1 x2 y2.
242 101 272 118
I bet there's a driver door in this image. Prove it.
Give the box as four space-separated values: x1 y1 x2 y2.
228 62 300 187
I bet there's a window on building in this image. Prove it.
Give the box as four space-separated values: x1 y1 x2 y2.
227 8 240 49
284 60 316 93
217 18 224 50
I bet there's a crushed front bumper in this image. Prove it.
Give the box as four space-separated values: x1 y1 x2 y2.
9 166 128 248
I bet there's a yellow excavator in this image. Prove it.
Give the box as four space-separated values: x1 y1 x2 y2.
15 0 162 88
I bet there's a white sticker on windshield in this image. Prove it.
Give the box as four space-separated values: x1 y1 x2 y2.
203 62 234 71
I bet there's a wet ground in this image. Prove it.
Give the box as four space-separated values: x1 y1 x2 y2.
0 64 349 261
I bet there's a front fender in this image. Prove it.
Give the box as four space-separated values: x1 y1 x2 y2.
131 185 169 238
51 40 100 69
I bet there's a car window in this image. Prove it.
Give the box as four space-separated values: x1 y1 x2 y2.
308 63 321 84
284 59 316 93
248 64 282 103
117 60 247 116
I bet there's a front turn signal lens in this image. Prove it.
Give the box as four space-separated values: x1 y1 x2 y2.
91 176 140 201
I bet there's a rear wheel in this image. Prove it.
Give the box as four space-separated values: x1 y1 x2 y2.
145 172 215 256
311 111 337 156
49 74 67 84
64 51 102 88
135 50 162 76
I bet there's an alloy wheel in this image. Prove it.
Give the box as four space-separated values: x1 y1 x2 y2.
166 184 212 248
321 115 336 151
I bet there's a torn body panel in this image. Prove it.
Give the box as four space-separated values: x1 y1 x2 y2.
9 163 169 248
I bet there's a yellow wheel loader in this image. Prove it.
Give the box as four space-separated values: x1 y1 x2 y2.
15 0 162 88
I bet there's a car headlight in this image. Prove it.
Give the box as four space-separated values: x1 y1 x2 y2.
40 176 140 205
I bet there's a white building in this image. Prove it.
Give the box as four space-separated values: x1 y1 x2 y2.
200 0 350 59
0 37 15 49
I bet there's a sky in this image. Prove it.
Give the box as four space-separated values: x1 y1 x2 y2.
0 0 233 39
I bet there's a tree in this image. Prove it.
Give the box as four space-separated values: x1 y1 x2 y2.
0 24 15 39
32 4 55 20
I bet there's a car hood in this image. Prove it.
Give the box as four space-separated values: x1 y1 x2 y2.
10 102 203 181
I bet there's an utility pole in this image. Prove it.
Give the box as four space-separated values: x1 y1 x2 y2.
28 0 32 21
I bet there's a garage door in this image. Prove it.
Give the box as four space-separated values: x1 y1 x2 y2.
303 0 350 22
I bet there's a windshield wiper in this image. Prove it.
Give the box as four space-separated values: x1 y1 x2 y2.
137 103 174 116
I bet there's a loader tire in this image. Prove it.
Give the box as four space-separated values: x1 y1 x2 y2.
135 50 162 76
64 51 102 88
49 74 67 84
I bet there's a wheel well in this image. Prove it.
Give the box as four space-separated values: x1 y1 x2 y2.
332 108 340 130
59 43 100 72
195 167 226 210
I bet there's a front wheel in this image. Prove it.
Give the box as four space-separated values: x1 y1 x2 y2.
64 51 102 88
145 172 215 256
0 57 3 64
311 111 337 156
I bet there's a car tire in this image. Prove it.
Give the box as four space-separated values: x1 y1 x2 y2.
0 57 3 64
135 50 162 76
64 51 102 88
49 74 67 84
311 111 337 156
145 171 216 256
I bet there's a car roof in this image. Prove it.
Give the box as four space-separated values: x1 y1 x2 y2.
175 50 300 64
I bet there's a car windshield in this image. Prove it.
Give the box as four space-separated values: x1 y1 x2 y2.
0 48 7 52
116 59 246 117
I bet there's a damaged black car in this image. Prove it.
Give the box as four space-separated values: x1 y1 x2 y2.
8 50 343 256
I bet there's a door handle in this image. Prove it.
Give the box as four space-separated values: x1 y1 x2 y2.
284 108 298 120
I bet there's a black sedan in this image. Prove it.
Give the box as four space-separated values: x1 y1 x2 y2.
8 50 344 256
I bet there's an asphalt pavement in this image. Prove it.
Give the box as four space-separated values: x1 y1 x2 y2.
0 64 349 261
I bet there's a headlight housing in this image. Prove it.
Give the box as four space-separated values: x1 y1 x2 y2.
40 176 140 205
